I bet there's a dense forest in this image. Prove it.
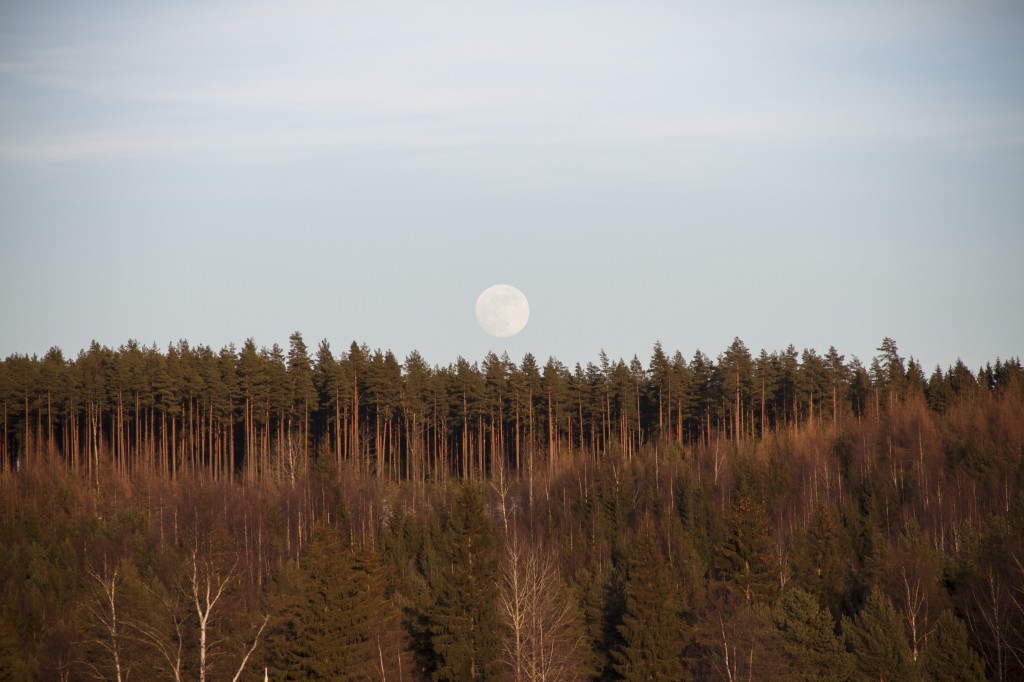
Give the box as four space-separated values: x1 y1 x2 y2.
1 334 1022 681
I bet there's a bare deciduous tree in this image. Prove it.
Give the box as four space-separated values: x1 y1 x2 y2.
185 541 269 682
499 534 587 682
966 567 1015 682
899 566 929 663
124 582 186 682
80 561 126 682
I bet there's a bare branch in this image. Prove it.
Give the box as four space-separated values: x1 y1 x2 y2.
230 614 270 682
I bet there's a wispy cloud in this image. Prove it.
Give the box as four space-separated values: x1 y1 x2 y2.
2 0 1022 168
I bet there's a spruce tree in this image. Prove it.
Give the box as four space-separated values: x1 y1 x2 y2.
575 565 610 680
266 523 349 679
266 522 407 680
429 485 501 681
792 502 849 615
923 610 986 682
842 588 913 682
0 611 33 681
771 587 852 682
715 478 774 604
612 528 687 681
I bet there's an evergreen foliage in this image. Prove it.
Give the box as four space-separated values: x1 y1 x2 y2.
771 587 853 682
792 501 850 616
0 336 1017 680
842 588 913 682
266 522 408 680
715 477 774 604
428 485 501 681
923 609 986 682
612 527 687 681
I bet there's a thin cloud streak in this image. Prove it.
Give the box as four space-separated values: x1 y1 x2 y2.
2 1 1021 166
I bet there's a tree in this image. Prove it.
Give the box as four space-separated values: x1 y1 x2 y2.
823 346 848 426
542 357 570 476
266 522 408 680
286 332 317 473
874 337 906 404
924 609 986 682
185 530 269 682
715 478 774 604
612 527 687 681
78 560 130 682
771 587 852 682
498 534 587 682
719 338 753 442
926 366 954 413
842 588 913 681
648 342 672 445
0 609 34 681
792 501 849 616
799 348 829 427
429 485 501 681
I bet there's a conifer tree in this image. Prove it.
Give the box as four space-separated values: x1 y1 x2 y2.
792 501 849 615
286 332 317 462
612 528 687 681
266 522 407 680
574 565 610 680
0 610 33 681
923 610 986 682
842 588 913 682
715 478 774 604
771 587 852 682
429 485 501 681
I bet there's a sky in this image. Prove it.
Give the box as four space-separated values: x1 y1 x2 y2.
2 0 1022 373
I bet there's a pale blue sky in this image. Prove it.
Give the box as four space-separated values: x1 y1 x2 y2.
2 0 1022 372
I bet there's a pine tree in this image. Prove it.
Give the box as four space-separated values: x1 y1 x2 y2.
718 338 753 443
612 528 687 681
286 331 317 466
842 588 913 682
771 587 852 682
429 485 501 681
923 610 986 682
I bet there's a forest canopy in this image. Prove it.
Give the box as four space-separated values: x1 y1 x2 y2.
1 335 1021 680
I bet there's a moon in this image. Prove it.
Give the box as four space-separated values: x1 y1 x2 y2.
475 284 530 337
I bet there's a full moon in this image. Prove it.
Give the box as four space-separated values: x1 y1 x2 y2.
475 284 530 337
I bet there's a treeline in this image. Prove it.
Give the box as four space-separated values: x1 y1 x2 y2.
2 334 1020 484
1 337 1023 680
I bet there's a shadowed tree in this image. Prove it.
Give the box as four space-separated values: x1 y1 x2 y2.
843 587 913 682
923 609 986 682
429 485 501 681
792 501 850 616
266 521 408 680
613 526 687 681
770 587 853 682
715 478 774 604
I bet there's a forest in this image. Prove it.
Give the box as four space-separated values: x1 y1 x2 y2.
1 334 1022 681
